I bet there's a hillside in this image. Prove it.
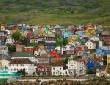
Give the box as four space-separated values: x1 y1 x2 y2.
0 0 110 25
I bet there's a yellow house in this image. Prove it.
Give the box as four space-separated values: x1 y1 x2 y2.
85 24 96 36
0 25 6 31
107 54 110 64
68 35 77 44
104 54 110 74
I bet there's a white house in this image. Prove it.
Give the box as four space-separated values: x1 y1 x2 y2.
90 36 99 41
8 58 36 75
67 60 86 76
99 41 103 47
0 25 5 31
64 45 74 51
0 59 9 68
34 49 47 56
0 46 8 55
5 36 14 45
51 66 68 76
85 41 96 49
63 45 75 54
55 46 64 54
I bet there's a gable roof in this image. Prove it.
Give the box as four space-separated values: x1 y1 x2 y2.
10 58 33 64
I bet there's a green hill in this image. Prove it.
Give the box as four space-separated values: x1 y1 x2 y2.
0 0 110 25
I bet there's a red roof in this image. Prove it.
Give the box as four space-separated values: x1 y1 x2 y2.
49 50 62 58
10 58 32 64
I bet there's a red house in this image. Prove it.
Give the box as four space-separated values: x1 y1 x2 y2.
36 64 51 76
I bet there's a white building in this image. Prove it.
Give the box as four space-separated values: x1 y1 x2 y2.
0 25 5 31
5 37 14 45
51 59 86 77
90 36 99 41
67 60 86 76
0 46 8 55
85 41 96 49
99 41 103 47
34 48 47 56
51 65 68 76
8 58 36 75
0 59 9 68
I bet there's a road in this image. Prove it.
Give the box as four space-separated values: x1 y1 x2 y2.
17 77 87 83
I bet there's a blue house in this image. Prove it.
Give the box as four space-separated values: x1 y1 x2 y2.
96 48 105 56
62 31 72 38
75 31 84 37
86 59 95 69
96 47 110 56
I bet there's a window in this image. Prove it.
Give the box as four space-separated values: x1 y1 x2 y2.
53 72 55 75
80 67 83 70
14 68 16 71
82 62 84 65
56 72 58 74
90 46 92 49
65 71 67 74
53 67 55 70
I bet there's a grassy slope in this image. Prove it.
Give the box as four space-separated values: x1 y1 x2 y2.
0 0 110 25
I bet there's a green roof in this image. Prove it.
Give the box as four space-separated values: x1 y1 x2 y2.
15 52 34 57
0 72 17 76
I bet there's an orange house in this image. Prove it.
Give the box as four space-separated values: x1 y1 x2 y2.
12 25 18 33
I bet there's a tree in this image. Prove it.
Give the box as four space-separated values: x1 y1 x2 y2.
55 35 68 54
86 68 96 74
16 69 26 77
11 31 21 42
6 44 16 52
63 57 68 64
56 35 68 47
55 35 63 47
20 36 30 46
22 69 26 76
63 38 68 46
29 42 37 47
38 41 45 45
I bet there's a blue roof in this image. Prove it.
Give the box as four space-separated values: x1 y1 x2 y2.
62 31 72 38
96 47 110 56
75 31 84 36
86 59 95 69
